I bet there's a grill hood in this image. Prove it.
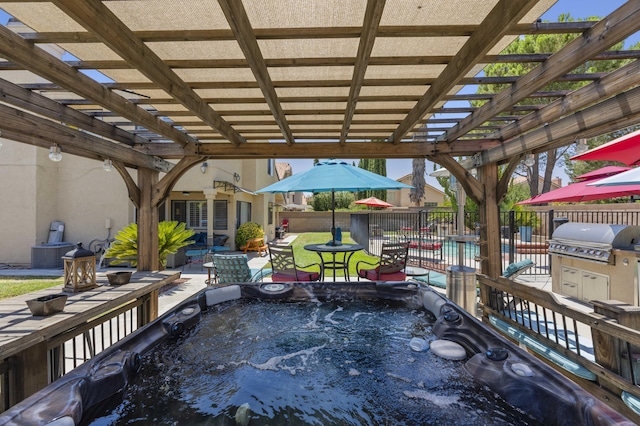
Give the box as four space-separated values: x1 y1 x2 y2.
549 222 640 263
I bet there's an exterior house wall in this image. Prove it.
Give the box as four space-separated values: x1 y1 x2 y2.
388 174 446 207
0 139 132 265
0 137 278 266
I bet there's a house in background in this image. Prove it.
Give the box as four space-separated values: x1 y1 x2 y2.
512 175 563 194
0 20 278 267
388 174 446 207
274 162 308 210
0 136 278 267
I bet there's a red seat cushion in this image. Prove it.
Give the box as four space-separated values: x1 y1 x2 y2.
271 271 320 282
358 269 406 281
422 242 442 250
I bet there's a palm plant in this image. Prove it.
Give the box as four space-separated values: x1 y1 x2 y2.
105 221 195 267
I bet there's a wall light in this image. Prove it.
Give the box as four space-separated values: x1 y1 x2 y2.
575 138 588 155
48 143 62 162
523 153 535 167
200 162 208 174
103 159 113 172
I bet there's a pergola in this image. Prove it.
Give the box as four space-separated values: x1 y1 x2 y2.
1 0 640 273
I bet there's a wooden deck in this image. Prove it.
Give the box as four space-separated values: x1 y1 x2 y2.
0 270 180 408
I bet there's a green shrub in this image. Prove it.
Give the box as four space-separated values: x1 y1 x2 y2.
105 221 194 268
512 205 541 229
236 221 264 249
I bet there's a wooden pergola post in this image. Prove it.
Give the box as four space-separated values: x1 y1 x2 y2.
137 168 159 271
476 163 502 279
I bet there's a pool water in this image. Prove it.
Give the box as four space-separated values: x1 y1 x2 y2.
88 300 542 425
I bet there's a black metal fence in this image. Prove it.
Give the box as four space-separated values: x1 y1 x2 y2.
351 208 640 276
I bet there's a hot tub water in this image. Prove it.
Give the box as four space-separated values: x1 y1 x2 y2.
87 300 542 425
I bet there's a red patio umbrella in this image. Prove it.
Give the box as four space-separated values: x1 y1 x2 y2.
570 129 640 166
517 166 640 205
354 196 394 208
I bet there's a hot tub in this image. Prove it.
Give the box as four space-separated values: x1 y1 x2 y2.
0 282 631 425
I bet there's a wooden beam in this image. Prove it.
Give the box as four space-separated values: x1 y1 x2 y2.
137 168 159 271
340 0 385 145
477 163 501 278
489 59 640 142
0 78 144 147
217 0 293 145
0 104 173 172
112 160 140 208
152 157 206 207
142 139 500 159
0 50 631 71
429 154 483 203
52 0 245 146
389 0 538 144
0 25 198 151
476 85 640 166
443 1 640 143
15 22 596 43
497 155 524 203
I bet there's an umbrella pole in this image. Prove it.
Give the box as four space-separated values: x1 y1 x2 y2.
331 191 336 245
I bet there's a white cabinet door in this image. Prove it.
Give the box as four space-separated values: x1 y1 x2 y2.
581 271 609 302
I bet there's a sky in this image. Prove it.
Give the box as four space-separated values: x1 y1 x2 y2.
0 1 638 189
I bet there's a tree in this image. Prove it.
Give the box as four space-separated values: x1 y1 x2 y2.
356 158 388 200
409 158 426 206
475 14 631 197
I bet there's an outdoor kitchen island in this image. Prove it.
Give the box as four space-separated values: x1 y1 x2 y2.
549 222 640 306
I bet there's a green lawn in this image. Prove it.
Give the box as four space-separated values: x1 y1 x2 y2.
281 232 379 278
0 276 64 300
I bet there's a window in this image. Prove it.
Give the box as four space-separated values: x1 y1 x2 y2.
171 200 207 228
236 201 251 228
214 200 228 230
188 201 207 228
172 200 186 223
388 192 396 203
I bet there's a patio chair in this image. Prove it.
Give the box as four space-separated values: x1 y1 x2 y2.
213 253 271 284
268 243 322 282
356 242 409 281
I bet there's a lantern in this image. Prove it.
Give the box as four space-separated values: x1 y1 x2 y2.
63 242 97 292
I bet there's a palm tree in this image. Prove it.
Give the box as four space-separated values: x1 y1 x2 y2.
105 221 195 268
410 158 426 206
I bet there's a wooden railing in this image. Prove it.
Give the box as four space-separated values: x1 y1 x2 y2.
479 274 640 422
0 270 179 411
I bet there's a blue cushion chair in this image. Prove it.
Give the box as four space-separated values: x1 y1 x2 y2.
213 253 272 284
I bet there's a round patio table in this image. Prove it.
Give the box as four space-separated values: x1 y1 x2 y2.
405 266 430 278
304 243 364 282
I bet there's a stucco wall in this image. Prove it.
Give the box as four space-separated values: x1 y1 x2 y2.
0 141 132 265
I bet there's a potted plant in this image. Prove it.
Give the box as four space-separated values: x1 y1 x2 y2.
513 206 540 243
105 221 195 268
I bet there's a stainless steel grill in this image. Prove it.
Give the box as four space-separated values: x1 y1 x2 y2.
548 222 640 263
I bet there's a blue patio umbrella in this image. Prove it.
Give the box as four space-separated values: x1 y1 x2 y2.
257 160 412 245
